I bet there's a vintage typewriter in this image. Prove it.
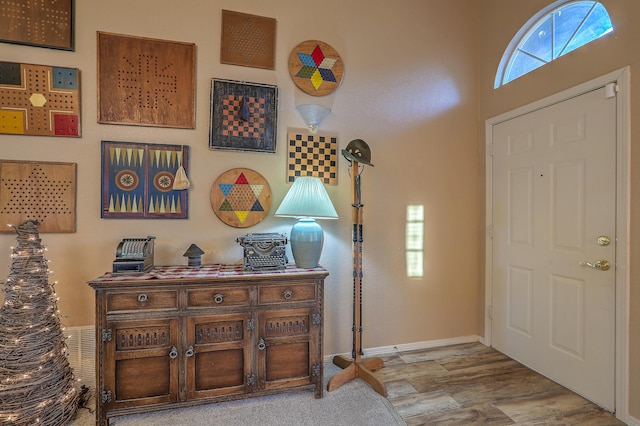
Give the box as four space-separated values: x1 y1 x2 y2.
112 236 156 274
236 233 287 270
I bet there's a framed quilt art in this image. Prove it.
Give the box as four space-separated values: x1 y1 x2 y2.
0 61 81 137
97 32 195 128
209 79 278 153
101 141 189 219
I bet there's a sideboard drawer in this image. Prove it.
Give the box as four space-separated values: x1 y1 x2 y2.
258 283 316 305
186 287 251 308
106 290 178 313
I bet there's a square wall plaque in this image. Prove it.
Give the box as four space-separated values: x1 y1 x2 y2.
0 160 77 233
0 61 81 137
97 32 196 128
221 10 276 70
0 0 74 50
287 130 338 185
101 141 189 219
209 79 278 153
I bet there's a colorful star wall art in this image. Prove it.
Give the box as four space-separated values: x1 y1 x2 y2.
210 168 272 228
101 141 189 219
288 40 344 96
0 61 81 137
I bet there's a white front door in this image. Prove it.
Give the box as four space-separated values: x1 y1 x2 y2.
491 86 616 410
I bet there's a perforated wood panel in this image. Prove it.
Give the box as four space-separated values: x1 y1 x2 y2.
97 32 195 129
0 160 76 233
0 62 81 137
221 10 276 70
0 0 73 50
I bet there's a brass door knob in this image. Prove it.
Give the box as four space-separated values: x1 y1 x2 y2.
579 260 611 271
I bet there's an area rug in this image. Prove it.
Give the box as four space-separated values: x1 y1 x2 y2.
70 362 405 425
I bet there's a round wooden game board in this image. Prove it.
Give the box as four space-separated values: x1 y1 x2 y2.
210 168 272 228
288 40 344 96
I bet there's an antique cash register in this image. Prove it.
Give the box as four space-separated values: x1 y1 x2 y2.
112 236 156 273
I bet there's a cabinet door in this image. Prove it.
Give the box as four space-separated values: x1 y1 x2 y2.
256 308 321 392
103 318 179 411
186 313 253 399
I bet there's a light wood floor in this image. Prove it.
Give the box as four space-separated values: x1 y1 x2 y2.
370 342 624 425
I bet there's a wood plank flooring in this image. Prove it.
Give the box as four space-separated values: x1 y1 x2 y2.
371 342 624 425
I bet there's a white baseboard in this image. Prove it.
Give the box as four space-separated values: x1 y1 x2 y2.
324 335 481 363
626 414 640 426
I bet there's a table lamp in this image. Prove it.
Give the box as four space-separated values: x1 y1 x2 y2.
275 176 338 268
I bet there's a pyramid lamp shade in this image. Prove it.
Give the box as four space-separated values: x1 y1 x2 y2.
275 176 338 268
296 104 331 133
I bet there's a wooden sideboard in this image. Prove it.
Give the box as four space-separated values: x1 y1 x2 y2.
88 264 328 426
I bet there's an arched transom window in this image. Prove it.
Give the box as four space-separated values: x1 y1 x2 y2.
494 1 613 88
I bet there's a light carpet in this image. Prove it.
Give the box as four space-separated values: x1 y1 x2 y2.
70 362 405 425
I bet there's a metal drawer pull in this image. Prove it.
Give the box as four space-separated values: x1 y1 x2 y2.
258 338 266 351
283 290 292 300
137 293 148 303
169 347 178 359
214 293 224 304
185 346 194 357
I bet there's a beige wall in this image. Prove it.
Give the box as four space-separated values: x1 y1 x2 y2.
0 0 480 359
478 0 640 419
3 0 638 420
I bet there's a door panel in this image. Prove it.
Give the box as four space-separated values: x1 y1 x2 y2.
257 308 319 392
104 318 179 410
492 86 616 410
186 313 253 399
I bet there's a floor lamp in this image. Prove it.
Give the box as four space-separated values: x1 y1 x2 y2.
327 139 387 397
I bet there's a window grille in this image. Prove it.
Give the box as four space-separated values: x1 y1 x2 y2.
494 1 613 88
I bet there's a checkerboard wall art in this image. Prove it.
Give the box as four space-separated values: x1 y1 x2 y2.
287 131 338 185
209 79 278 153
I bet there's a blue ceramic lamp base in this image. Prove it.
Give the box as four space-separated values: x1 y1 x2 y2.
289 218 324 269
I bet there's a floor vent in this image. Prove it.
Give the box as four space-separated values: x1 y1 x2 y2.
66 325 96 389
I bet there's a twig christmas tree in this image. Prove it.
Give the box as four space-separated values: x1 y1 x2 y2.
0 219 79 425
